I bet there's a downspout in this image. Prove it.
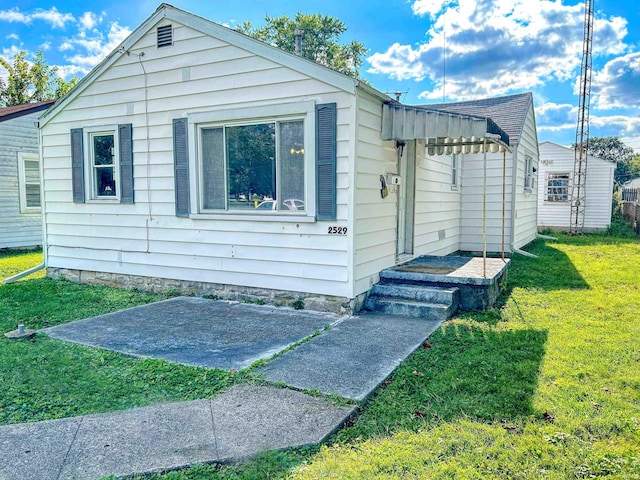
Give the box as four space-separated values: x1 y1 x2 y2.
2 263 45 285
513 247 538 258
509 142 519 254
537 233 557 241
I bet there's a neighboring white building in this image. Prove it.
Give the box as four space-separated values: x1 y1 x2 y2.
537 141 614 232
38 4 539 311
0 101 54 249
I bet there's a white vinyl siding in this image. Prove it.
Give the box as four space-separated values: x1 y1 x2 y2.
415 141 462 256
41 20 354 298
459 151 513 253
0 111 43 248
352 90 398 296
537 142 614 231
511 107 539 249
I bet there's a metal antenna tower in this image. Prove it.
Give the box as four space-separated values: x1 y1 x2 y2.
570 0 594 234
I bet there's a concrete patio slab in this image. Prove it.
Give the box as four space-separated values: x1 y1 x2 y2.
43 297 342 370
0 385 354 480
256 313 443 401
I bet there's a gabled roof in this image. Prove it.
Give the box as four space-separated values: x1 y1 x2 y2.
419 92 533 144
0 100 55 123
40 3 373 127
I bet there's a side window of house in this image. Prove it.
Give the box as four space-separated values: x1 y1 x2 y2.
524 154 534 190
546 173 570 202
71 124 134 204
199 119 305 212
18 152 41 213
90 131 117 197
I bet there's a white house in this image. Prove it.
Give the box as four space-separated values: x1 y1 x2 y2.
537 141 614 232
38 4 538 312
0 101 54 249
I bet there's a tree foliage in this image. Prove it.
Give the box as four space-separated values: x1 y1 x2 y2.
0 50 77 107
574 136 638 185
237 13 367 78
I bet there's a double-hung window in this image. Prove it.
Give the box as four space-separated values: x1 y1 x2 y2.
200 119 305 212
17 152 41 213
546 173 570 202
524 154 535 190
70 124 134 204
89 130 119 198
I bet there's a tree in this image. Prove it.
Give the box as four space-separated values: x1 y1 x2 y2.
574 136 637 185
237 13 367 78
0 50 77 107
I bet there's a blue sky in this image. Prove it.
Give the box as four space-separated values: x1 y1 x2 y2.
1 0 639 150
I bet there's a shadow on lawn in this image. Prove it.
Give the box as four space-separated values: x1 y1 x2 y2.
337 324 548 440
505 238 590 292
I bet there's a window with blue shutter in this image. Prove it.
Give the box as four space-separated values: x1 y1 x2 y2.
70 124 134 203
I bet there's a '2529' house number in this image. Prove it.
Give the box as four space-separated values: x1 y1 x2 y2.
327 226 348 235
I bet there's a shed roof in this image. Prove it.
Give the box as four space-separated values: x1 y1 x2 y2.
420 92 533 144
0 100 55 123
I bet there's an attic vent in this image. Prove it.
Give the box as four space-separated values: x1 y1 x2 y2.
157 25 173 48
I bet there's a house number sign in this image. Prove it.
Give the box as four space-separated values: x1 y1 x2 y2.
327 226 348 235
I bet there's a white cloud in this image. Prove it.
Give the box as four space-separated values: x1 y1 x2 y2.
592 52 640 110
6 33 19 41
61 22 132 73
536 102 577 132
535 101 640 138
31 7 74 29
0 8 29 23
370 0 629 100
79 12 102 30
412 0 451 18
40 41 52 51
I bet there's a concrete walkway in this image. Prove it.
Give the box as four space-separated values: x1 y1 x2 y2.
0 298 443 480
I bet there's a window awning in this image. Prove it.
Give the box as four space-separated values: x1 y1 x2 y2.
381 103 510 153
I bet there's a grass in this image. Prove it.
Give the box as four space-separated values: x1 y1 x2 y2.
0 250 240 425
2 235 640 479
291 235 640 479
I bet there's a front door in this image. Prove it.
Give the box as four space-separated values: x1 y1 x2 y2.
397 140 416 260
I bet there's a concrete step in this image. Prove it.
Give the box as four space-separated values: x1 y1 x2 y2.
368 298 454 321
367 283 459 307
379 268 447 286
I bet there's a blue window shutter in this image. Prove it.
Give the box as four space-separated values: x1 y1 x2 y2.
70 128 85 203
315 103 337 221
173 118 190 217
119 124 134 204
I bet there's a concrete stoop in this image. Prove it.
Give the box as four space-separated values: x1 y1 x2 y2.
364 255 510 320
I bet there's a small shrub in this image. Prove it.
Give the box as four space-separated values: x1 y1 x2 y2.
291 299 305 310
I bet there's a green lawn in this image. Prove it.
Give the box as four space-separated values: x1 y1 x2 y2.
0 250 239 425
1 235 639 479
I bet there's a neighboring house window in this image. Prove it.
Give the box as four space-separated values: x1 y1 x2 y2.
17 152 41 213
451 153 459 188
199 119 305 212
546 173 571 202
70 124 134 204
173 102 337 220
524 154 535 189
